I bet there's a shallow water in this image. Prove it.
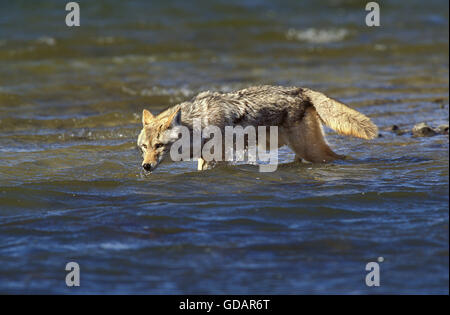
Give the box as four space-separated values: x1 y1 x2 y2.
0 0 448 294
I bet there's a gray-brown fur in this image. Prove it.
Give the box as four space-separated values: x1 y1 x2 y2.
138 85 378 171
166 85 310 130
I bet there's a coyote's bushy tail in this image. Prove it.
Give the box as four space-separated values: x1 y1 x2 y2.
302 88 378 140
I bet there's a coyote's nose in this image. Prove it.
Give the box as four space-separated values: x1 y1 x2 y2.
142 163 152 171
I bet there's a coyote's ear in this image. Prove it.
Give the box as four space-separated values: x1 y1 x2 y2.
142 109 154 126
164 108 181 129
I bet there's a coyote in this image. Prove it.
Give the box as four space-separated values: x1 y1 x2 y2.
137 85 377 172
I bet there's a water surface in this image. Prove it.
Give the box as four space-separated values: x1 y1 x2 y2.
0 0 448 294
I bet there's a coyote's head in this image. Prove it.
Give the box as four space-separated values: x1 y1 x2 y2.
137 108 181 173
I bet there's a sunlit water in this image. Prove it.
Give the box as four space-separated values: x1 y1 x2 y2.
0 0 448 294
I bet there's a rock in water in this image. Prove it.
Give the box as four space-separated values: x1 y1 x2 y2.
382 125 407 135
412 122 437 137
435 124 449 135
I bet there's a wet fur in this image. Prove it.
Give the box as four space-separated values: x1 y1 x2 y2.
137 85 378 171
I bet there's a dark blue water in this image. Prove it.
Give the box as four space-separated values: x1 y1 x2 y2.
0 0 448 294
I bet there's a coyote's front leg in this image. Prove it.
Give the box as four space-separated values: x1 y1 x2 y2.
197 158 209 171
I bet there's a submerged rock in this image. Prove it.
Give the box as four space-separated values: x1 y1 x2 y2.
383 125 408 135
435 124 449 135
390 125 399 131
412 122 437 137
384 123 448 137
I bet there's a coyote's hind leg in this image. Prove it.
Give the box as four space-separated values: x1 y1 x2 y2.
288 107 344 163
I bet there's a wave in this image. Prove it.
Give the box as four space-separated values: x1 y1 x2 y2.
286 28 350 44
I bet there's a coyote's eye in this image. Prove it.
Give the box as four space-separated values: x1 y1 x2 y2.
141 144 147 149
154 143 163 149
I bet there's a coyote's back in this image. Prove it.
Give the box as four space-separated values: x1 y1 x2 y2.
181 85 378 140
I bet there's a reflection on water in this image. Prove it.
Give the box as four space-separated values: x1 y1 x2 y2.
0 0 448 294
